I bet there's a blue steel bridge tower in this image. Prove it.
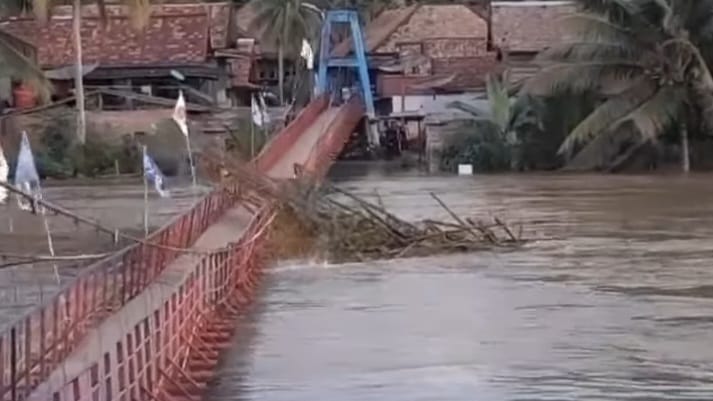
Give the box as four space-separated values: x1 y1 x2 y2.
316 9 379 147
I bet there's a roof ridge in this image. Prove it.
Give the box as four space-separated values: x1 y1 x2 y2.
368 4 421 53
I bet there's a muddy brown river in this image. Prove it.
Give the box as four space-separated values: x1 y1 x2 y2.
0 178 203 328
207 164 713 400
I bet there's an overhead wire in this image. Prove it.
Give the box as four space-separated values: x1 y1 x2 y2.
0 180 263 256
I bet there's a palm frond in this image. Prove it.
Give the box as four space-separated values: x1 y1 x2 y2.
486 74 511 131
558 80 657 155
32 0 48 20
525 62 645 95
447 100 489 117
250 0 320 52
560 13 635 43
576 0 665 37
125 0 151 30
537 41 647 64
609 85 686 141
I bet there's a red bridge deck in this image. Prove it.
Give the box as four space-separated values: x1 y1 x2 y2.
0 95 365 401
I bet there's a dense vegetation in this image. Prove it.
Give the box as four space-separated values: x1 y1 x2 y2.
444 0 713 173
7 0 713 174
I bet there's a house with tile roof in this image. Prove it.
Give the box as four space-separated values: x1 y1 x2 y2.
491 0 576 84
335 4 499 119
0 2 259 108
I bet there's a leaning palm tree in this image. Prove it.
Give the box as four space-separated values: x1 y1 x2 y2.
249 0 322 105
32 0 151 144
525 0 713 172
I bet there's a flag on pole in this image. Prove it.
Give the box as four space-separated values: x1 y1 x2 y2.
258 92 270 125
251 94 263 127
172 90 188 136
142 150 170 198
15 131 42 211
173 90 197 190
301 39 314 70
0 143 8 204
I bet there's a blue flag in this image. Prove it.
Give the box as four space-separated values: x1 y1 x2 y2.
15 131 41 211
142 149 170 198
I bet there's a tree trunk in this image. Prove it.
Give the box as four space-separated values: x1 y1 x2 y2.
278 43 285 106
681 122 690 173
73 0 86 144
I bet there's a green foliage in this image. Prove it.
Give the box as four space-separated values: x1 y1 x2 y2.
249 0 322 104
526 0 713 170
441 74 543 172
439 124 512 172
33 114 139 179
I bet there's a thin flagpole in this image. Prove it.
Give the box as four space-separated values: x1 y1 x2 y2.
40 200 59 287
250 114 255 158
184 131 197 194
142 145 149 236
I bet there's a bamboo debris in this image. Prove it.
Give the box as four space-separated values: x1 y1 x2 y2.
199 150 525 263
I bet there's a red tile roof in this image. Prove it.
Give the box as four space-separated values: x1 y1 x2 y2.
491 1 576 52
334 4 489 60
378 54 499 96
375 5 489 54
0 3 233 69
332 6 420 57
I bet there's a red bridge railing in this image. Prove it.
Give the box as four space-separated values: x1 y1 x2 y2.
0 184 239 401
303 96 365 179
34 199 273 401
2 93 365 401
254 95 329 172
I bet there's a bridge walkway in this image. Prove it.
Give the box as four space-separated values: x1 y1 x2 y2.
20 97 361 401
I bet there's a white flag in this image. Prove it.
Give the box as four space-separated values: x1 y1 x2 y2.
301 39 314 70
259 92 270 125
0 143 8 204
251 95 263 127
172 90 188 136
15 131 41 211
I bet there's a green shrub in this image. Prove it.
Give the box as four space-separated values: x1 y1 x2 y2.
33 115 139 179
439 125 512 173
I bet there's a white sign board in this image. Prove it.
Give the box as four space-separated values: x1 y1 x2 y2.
458 164 473 176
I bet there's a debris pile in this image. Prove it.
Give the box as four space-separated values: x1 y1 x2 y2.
200 150 524 263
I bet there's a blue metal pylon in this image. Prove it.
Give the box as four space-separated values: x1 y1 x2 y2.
317 9 375 120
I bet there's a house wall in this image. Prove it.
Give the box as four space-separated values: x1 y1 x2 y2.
391 93 488 119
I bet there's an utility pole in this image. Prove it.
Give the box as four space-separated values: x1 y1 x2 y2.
73 0 86 144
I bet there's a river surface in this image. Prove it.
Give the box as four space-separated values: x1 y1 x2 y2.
210 165 713 400
0 178 203 329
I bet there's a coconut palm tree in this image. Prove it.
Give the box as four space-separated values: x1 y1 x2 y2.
249 0 322 105
525 0 713 172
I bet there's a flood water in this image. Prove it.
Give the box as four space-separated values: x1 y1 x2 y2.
208 164 713 400
0 179 203 329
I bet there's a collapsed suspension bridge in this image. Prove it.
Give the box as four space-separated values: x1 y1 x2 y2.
0 10 376 400
0 91 364 401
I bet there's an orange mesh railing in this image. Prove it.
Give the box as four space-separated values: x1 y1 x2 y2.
2 93 358 401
